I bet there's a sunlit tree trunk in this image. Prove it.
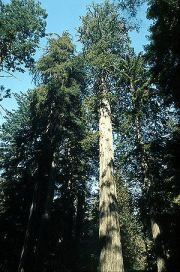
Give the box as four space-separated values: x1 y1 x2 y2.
99 77 124 272
151 219 166 272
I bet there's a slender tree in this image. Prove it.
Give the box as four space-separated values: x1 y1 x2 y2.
115 49 180 272
18 32 90 271
0 33 90 271
78 1 131 271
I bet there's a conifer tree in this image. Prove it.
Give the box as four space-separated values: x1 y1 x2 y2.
0 33 91 271
18 32 88 271
78 1 131 271
115 49 180 272
121 53 168 271
146 0 180 107
0 0 47 74
0 91 37 271
0 0 47 101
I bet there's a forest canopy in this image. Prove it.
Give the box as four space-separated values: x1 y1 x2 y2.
0 0 180 272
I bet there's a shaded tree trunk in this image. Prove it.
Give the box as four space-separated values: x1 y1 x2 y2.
18 180 40 272
34 158 56 271
135 113 166 272
18 153 55 272
99 78 124 272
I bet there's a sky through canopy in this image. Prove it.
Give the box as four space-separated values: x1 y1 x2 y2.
0 0 151 123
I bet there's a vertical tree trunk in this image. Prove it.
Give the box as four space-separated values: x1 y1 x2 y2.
99 78 124 272
18 181 39 272
18 157 55 272
151 219 166 272
135 113 166 272
34 159 56 271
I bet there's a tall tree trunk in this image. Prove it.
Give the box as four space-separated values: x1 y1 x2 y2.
135 113 166 272
34 158 56 271
18 154 55 272
18 180 39 272
99 78 124 272
151 219 166 272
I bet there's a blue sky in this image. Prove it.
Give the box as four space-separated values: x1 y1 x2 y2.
0 0 152 122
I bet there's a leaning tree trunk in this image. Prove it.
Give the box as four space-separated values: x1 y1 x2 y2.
99 78 124 272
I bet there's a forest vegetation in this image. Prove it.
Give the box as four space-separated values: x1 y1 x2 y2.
0 0 180 271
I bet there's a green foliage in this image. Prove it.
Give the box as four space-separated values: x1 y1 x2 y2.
146 0 180 106
78 0 130 74
116 174 147 271
36 32 74 79
0 85 11 101
144 2 180 268
114 46 180 271
0 91 36 271
0 32 98 271
78 0 132 159
118 52 151 95
0 0 47 73
117 0 146 16
80 131 99 152
1 1 180 271
0 91 31 157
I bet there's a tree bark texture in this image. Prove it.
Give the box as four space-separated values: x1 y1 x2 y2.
135 113 166 272
18 181 40 272
99 80 124 272
18 156 55 272
151 219 166 272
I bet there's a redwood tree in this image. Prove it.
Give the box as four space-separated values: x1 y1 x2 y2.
78 1 131 271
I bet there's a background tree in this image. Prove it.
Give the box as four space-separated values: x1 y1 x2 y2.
0 91 37 271
0 33 94 272
0 0 47 73
145 1 180 271
0 0 47 101
146 0 180 107
20 32 92 271
114 48 180 272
